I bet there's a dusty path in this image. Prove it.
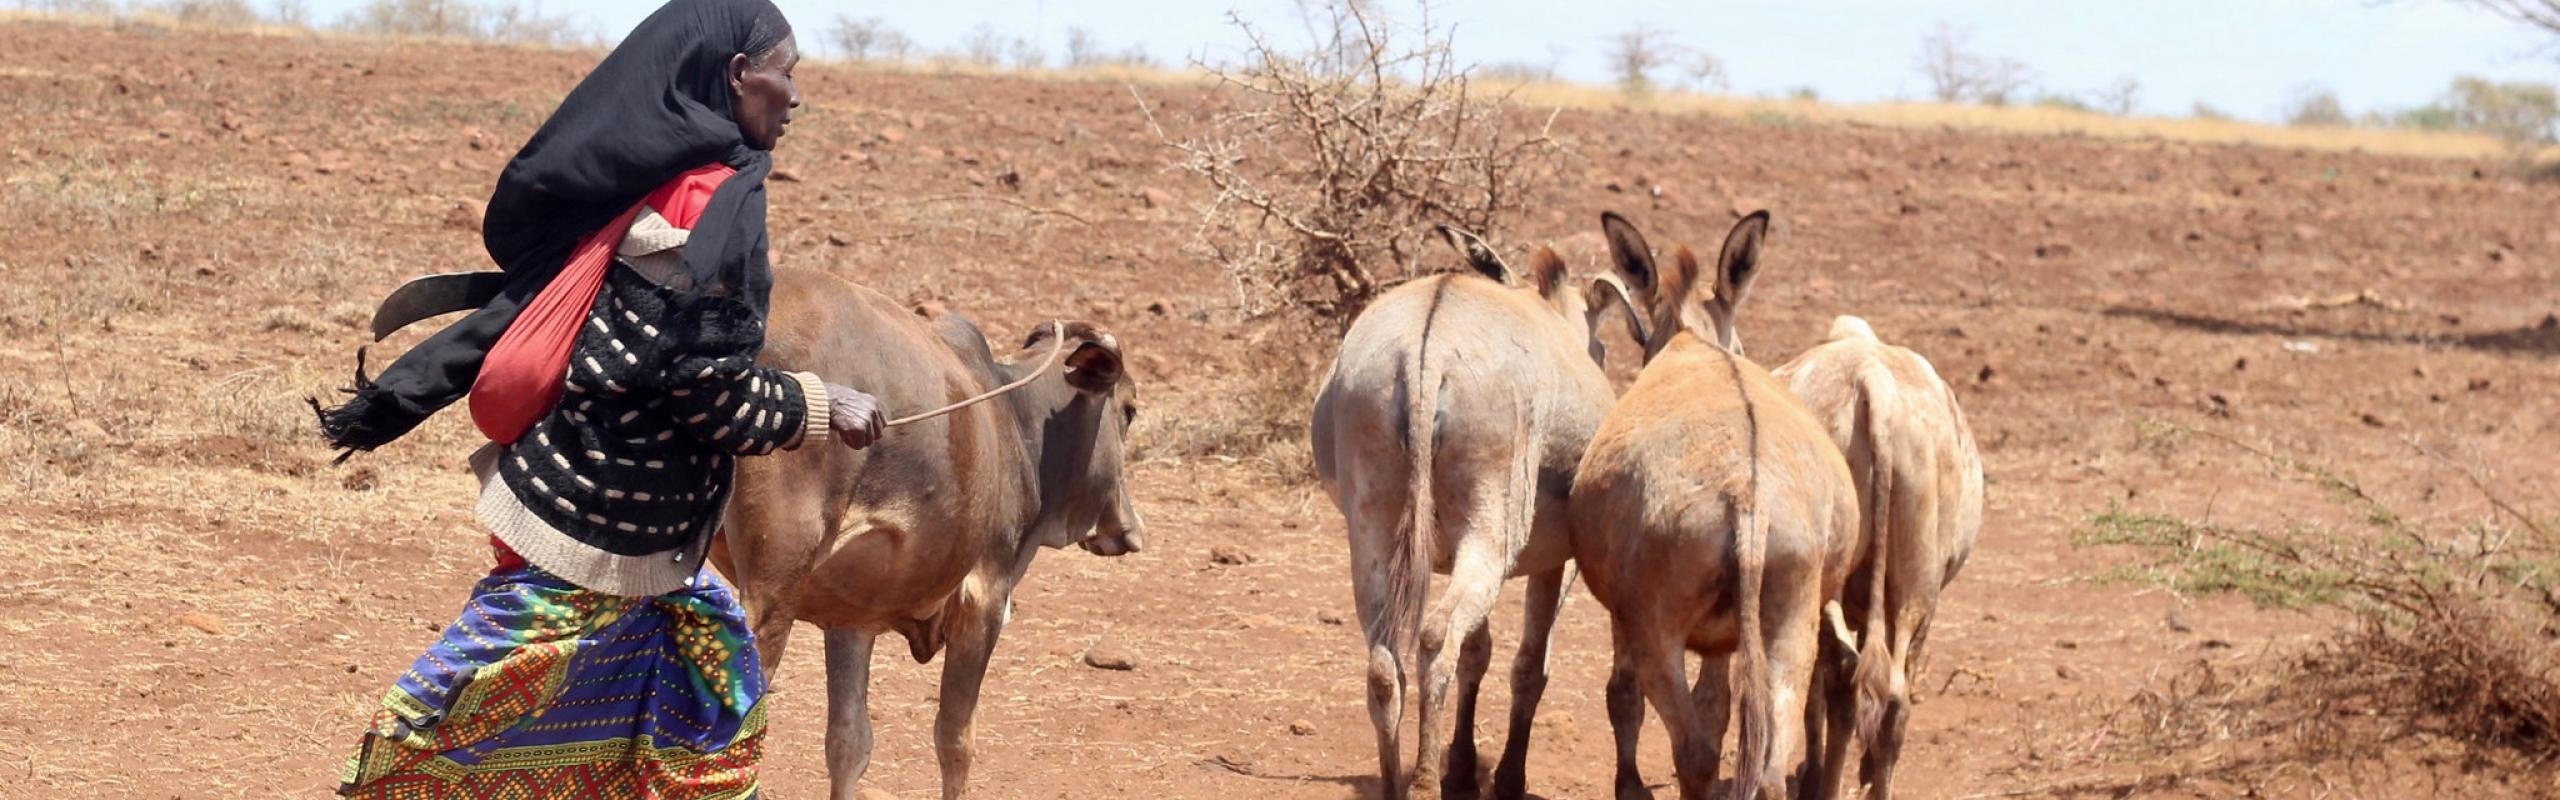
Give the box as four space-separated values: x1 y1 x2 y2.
0 21 2553 799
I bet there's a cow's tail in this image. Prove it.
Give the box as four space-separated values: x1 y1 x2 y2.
1851 365 1898 750
1728 350 1777 800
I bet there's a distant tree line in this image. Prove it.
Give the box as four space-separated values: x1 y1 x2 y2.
18 0 588 46
828 15 1156 71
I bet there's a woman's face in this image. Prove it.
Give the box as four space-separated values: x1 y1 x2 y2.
731 34 801 151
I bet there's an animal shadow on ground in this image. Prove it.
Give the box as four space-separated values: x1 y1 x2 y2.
2103 306 2560 357
1226 765 1591 799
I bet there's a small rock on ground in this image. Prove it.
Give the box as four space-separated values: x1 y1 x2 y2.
1084 641 1138 671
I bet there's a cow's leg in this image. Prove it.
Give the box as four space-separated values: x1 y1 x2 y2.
1416 507 1506 798
822 627 878 800
932 599 1009 800
1491 565 1571 800
1631 635 1713 800
1605 625 1651 800
1344 474 1412 800
754 613 799 678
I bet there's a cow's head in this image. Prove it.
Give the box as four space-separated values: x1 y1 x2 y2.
1435 224 1605 365
1596 210 1771 360
1014 321 1146 558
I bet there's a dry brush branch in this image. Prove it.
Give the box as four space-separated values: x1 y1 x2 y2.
1136 3 1563 322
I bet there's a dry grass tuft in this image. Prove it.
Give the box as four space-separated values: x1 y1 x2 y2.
1130 318 1323 482
2077 425 2560 778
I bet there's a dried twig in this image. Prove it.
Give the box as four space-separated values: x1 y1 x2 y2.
862 193 1096 226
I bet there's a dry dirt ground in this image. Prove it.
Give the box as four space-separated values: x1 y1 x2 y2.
3 21 2557 800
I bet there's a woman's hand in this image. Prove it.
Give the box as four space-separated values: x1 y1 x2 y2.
826 384 887 450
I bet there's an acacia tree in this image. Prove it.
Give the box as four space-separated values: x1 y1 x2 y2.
1916 22 2030 105
832 15 915 62
1610 24 1674 95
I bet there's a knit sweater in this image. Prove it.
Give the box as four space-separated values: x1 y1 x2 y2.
475 229 829 596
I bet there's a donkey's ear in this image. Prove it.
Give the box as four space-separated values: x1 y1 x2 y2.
1600 211 1658 294
1527 246 1569 300
1714 211 1772 309
1436 223 1513 284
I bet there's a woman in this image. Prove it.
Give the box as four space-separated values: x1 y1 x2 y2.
312 2 876 796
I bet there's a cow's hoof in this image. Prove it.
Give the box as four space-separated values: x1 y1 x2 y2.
1613 774 1654 800
1490 764 1526 800
1440 769 1480 800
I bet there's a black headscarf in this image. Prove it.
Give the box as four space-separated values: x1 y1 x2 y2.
315 0 792 453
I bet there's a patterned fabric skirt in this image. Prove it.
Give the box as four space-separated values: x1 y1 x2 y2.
339 540 767 799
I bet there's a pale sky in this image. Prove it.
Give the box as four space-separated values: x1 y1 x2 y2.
305 0 2560 122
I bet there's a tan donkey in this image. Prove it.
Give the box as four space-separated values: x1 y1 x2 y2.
1310 227 1620 800
1774 316 1984 800
1570 211 1862 800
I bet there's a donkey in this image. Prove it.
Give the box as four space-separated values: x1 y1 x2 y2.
1773 315 1984 800
716 266 1144 800
1310 227 1620 800
1569 211 1863 800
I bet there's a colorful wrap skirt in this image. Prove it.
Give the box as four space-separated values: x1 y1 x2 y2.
339 541 766 799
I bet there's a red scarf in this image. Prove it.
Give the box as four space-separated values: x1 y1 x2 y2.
468 164 739 445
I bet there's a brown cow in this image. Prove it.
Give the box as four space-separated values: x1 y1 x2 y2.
1310 226 1620 800
714 267 1144 800
1570 212 1862 800
1773 316 1984 800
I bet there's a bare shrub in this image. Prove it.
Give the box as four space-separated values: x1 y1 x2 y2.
337 0 475 38
1604 25 1726 98
1062 28 1155 70
335 0 581 46
958 23 1004 67
1916 21 2030 105
1291 0 1377 78
2094 76 2141 116
1475 59 1556 84
2284 87 2351 127
136 0 263 27
24 0 116 16
2077 426 2560 757
2446 76 2559 151
831 15 915 63
482 2 580 47
1006 35 1045 70
1064 27 1100 68
1609 24 1675 97
1139 6 1561 323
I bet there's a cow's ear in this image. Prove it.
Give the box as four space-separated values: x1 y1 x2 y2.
1436 223 1513 284
1063 330 1125 393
